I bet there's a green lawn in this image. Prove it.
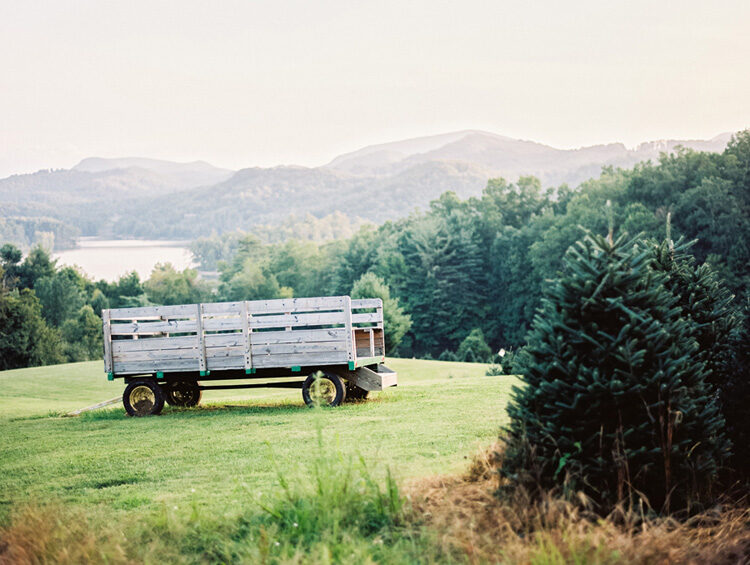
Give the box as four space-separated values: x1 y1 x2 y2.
0 359 514 526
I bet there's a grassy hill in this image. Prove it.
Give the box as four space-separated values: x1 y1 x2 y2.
0 359 510 520
1 360 743 563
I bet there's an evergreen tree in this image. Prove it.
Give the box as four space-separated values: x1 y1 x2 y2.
650 236 738 408
502 233 730 514
457 328 493 363
722 298 750 477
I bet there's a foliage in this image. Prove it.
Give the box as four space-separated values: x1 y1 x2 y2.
350 272 411 353
60 305 103 362
502 233 730 514
190 212 370 270
648 235 750 479
34 267 86 327
2 130 749 369
143 263 210 306
721 298 750 476
0 287 64 370
95 271 146 308
457 328 494 363
0 216 79 251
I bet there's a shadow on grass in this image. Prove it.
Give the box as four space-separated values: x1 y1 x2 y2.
76 400 311 422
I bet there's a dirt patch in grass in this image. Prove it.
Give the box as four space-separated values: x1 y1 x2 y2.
407 444 750 564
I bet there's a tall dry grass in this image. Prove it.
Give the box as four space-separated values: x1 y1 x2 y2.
2 443 748 564
408 442 750 564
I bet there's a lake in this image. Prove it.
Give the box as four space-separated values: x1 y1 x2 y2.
54 238 196 281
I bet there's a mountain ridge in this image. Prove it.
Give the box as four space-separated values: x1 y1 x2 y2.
0 130 735 245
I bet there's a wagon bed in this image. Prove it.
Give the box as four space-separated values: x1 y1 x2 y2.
101 295 397 415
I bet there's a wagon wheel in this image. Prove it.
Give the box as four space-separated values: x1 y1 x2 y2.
302 371 346 407
344 380 369 402
123 378 165 417
164 381 202 407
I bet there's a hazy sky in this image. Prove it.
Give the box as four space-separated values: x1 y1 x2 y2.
1 0 748 178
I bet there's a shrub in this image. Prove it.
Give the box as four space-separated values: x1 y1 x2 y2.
457 328 493 363
438 349 457 362
501 233 730 514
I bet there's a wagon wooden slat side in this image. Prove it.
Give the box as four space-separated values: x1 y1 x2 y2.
102 295 396 416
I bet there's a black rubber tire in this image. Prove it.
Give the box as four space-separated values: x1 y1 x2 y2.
302 371 346 407
164 381 202 407
345 380 370 402
123 378 165 417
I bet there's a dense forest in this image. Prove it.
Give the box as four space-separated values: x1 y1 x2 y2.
1 131 748 369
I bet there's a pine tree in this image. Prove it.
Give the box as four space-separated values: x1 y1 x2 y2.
722 298 750 478
649 236 746 478
650 236 737 392
502 232 730 514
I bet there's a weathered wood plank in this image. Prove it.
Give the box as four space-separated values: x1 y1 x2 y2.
246 296 347 314
347 365 398 391
113 335 199 353
377 305 385 356
202 318 244 331
351 298 382 309
206 356 246 370
108 303 197 320
251 342 348 356
196 304 206 373
204 333 245 348
113 358 199 373
65 396 121 417
110 319 199 335
344 296 354 364
114 349 200 363
201 301 245 314
205 345 245 358
352 312 382 324
252 351 349 368
249 312 346 329
249 328 347 345
242 301 252 370
102 309 113 373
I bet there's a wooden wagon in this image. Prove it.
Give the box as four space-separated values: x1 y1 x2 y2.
101 296 397 416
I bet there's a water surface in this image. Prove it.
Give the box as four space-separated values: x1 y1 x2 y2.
54 238 195 281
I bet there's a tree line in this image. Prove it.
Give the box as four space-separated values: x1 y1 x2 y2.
1 131 748 370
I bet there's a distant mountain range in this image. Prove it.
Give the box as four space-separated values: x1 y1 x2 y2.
0 131 733 245
326 130 732 183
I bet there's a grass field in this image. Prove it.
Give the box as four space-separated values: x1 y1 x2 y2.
2 360 747 563
0 359 511 527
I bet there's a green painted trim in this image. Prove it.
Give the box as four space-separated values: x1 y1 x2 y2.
354 356 385 368
156 371 165 380
348 361 355 370
200 370 210 377
245 368 256 374
291 365 301 372
107 372 114 381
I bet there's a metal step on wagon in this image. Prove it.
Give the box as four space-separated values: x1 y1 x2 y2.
101 296 398 416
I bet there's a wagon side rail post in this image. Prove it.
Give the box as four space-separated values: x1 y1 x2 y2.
344 295 355 366
102 308 113 376
377 298 384 358
196 303 207 374
242 300 253 372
